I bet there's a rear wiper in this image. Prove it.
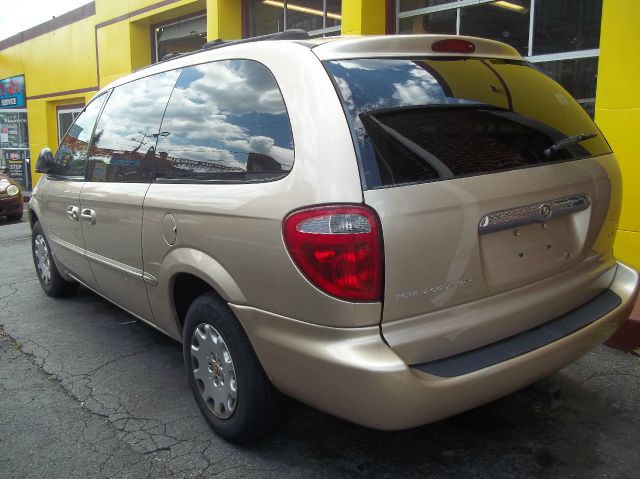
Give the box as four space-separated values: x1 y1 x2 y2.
543 132 597 158
361 113 454 180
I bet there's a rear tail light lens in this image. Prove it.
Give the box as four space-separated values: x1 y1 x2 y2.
283 205 382 302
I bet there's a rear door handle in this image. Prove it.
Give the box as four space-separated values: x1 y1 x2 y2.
66 205 80 221
80 208 96 225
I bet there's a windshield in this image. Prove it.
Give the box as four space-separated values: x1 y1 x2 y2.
324 58 611 189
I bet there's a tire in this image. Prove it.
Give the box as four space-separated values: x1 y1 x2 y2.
31 221 79 297
8 211 23 221
183 293 287 444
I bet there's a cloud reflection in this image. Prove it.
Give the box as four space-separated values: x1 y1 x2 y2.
156 60 294 177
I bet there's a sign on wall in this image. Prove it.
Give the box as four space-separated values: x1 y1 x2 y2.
0 75 26 108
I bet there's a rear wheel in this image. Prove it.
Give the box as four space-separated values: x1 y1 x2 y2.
31 221 78 297
183 293 286 444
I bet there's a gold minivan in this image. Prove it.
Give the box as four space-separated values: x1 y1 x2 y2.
29 32 639 443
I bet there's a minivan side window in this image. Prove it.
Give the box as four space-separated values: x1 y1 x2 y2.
85 70 180 183
153 59 294 182
52 93 109 178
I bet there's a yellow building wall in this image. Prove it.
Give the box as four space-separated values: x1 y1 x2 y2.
342 0 387 35
95 0 206 86
1 0 224 187
596 0 640 271
206 0 242 41
0 12 98 186
0 16 97 98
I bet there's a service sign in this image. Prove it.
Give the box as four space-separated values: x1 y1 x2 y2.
0 75 26 108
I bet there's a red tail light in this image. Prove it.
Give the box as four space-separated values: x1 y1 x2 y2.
283 205 383 302
432 39 476 54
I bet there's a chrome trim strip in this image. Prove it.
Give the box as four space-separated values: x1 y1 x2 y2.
478 194 591 234
85 249 142 279
50 235 147 282
142 272 158 286
50 235 85 255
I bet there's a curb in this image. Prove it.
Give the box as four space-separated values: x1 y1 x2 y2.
606 297 640 353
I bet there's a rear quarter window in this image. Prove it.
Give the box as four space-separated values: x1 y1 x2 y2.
324 58 611 189
153 59 294 183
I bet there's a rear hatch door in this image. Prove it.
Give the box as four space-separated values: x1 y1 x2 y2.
324 55 619 364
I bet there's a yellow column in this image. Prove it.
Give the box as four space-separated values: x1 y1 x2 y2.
207 0 243 41
595 0 640 270
341 0 387 35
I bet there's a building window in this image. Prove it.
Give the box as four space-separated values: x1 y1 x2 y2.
154 14 207 62
57 105 83 144
395 0 602 116
248 0 341 37
0 110 30 186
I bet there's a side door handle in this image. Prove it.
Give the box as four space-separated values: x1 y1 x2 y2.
80 208 96 225
66 205 80 221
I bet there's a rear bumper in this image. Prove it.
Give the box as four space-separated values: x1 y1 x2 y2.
232 262 638 430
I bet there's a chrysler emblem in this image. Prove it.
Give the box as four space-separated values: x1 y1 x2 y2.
539 203 552 218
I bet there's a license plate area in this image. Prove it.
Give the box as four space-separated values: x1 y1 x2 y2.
478 195 591 287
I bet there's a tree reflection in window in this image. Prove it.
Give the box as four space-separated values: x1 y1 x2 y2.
154 59 294 182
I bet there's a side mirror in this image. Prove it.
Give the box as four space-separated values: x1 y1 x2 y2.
36 148 56 174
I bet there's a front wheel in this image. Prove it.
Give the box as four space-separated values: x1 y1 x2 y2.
31 221 78 297
183 293 286 444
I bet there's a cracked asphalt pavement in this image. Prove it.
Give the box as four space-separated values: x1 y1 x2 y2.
1 217 640 478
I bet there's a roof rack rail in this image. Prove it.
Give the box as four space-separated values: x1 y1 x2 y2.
154 29 310 66
200 29 310 51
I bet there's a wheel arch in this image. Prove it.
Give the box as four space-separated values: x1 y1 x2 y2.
149 247 247 340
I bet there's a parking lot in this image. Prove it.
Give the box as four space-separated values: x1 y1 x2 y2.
1 216 639 479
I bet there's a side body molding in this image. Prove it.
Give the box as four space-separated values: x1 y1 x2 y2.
146 247 247 341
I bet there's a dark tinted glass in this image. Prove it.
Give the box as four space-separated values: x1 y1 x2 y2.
250 0 285 35
399 0 456 12
86 70 180 183
537 57 599 117
399 9 457 34
153 59 294 182
325 0 341 29
325 58 611 189
533 0 602 55
460 1 531 56
53 93 108 177
286 0 324 31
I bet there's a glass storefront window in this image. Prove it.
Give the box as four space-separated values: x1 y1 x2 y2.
398 9 456 34
251 1 285 35
459 1 531 56
249 0 341 37
0 110 30 186
286 0 324 31
324 0 341 29
536 57 599 117
0 111 28 149
399 0 457 12
533 0 602 55
395 0 602 117
155 15 207 61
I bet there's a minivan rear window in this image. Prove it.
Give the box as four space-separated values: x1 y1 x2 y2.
324 58 611 189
